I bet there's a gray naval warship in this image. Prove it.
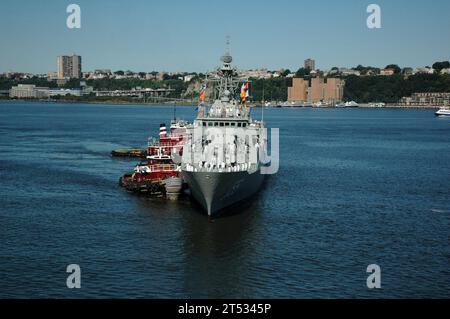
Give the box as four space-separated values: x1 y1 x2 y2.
181 49 269 217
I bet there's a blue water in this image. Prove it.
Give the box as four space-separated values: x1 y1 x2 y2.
0 102 449 298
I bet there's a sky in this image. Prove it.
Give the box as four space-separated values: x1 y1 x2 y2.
0 0 449 74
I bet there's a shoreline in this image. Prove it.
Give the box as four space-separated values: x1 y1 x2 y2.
0 99 442 109
358 104 440 109
0 99 197 107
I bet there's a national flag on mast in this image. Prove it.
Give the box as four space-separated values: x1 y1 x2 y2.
199 83 207 103
199 91 206 103
240 82 249 103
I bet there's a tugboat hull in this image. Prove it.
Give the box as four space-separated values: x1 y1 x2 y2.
164 176 183 200
182 169 265 216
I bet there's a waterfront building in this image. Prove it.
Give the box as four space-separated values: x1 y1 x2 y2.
304 58 316 71
95 87 175 98
288 77 345 103
57 54 82 79
9 84 49 98
47 88 82 97
399 92 450 107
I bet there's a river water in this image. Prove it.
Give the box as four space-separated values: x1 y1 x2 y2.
0 102 449 298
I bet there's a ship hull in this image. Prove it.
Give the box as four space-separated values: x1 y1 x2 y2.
182 169 265 216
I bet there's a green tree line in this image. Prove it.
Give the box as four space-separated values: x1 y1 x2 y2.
343 74 450 103
3 73 450 104
0 77 59 90
250 77 289 102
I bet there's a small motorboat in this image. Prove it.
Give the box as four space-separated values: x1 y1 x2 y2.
435 107 450 117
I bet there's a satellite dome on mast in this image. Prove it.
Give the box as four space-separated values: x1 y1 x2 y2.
220 35 233 70
221 54 232 64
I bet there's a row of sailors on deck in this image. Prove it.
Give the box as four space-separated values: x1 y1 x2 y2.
183 139 260 169
184 162 253 173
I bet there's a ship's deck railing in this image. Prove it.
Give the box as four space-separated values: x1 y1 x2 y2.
148 141 184 148
135 164 179 174
182 162 258 173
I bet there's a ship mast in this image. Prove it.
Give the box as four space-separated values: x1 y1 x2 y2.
218 36 235 100
199 36 250 120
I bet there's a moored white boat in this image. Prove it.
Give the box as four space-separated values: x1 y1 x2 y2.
369 102 386 108
345 101 359 107
435 107 450 117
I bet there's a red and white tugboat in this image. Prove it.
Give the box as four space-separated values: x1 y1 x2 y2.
120 120 189 200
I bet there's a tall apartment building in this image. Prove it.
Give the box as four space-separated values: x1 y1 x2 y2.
304 58 316 71
57 54 82 79
288 77 345 103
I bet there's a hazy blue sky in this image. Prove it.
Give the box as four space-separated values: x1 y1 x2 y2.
1 0 449 73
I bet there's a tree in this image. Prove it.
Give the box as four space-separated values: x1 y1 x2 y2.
385 64 401 74
114 70 124 76
295 67 310 78
343 73 450 103
281 69 291 77
432 61 450 73
250 77 288 102
61 79 81 89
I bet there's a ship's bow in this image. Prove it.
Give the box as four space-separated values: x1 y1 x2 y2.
182 169 264 216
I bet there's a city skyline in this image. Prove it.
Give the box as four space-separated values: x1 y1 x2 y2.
1 0 450 74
